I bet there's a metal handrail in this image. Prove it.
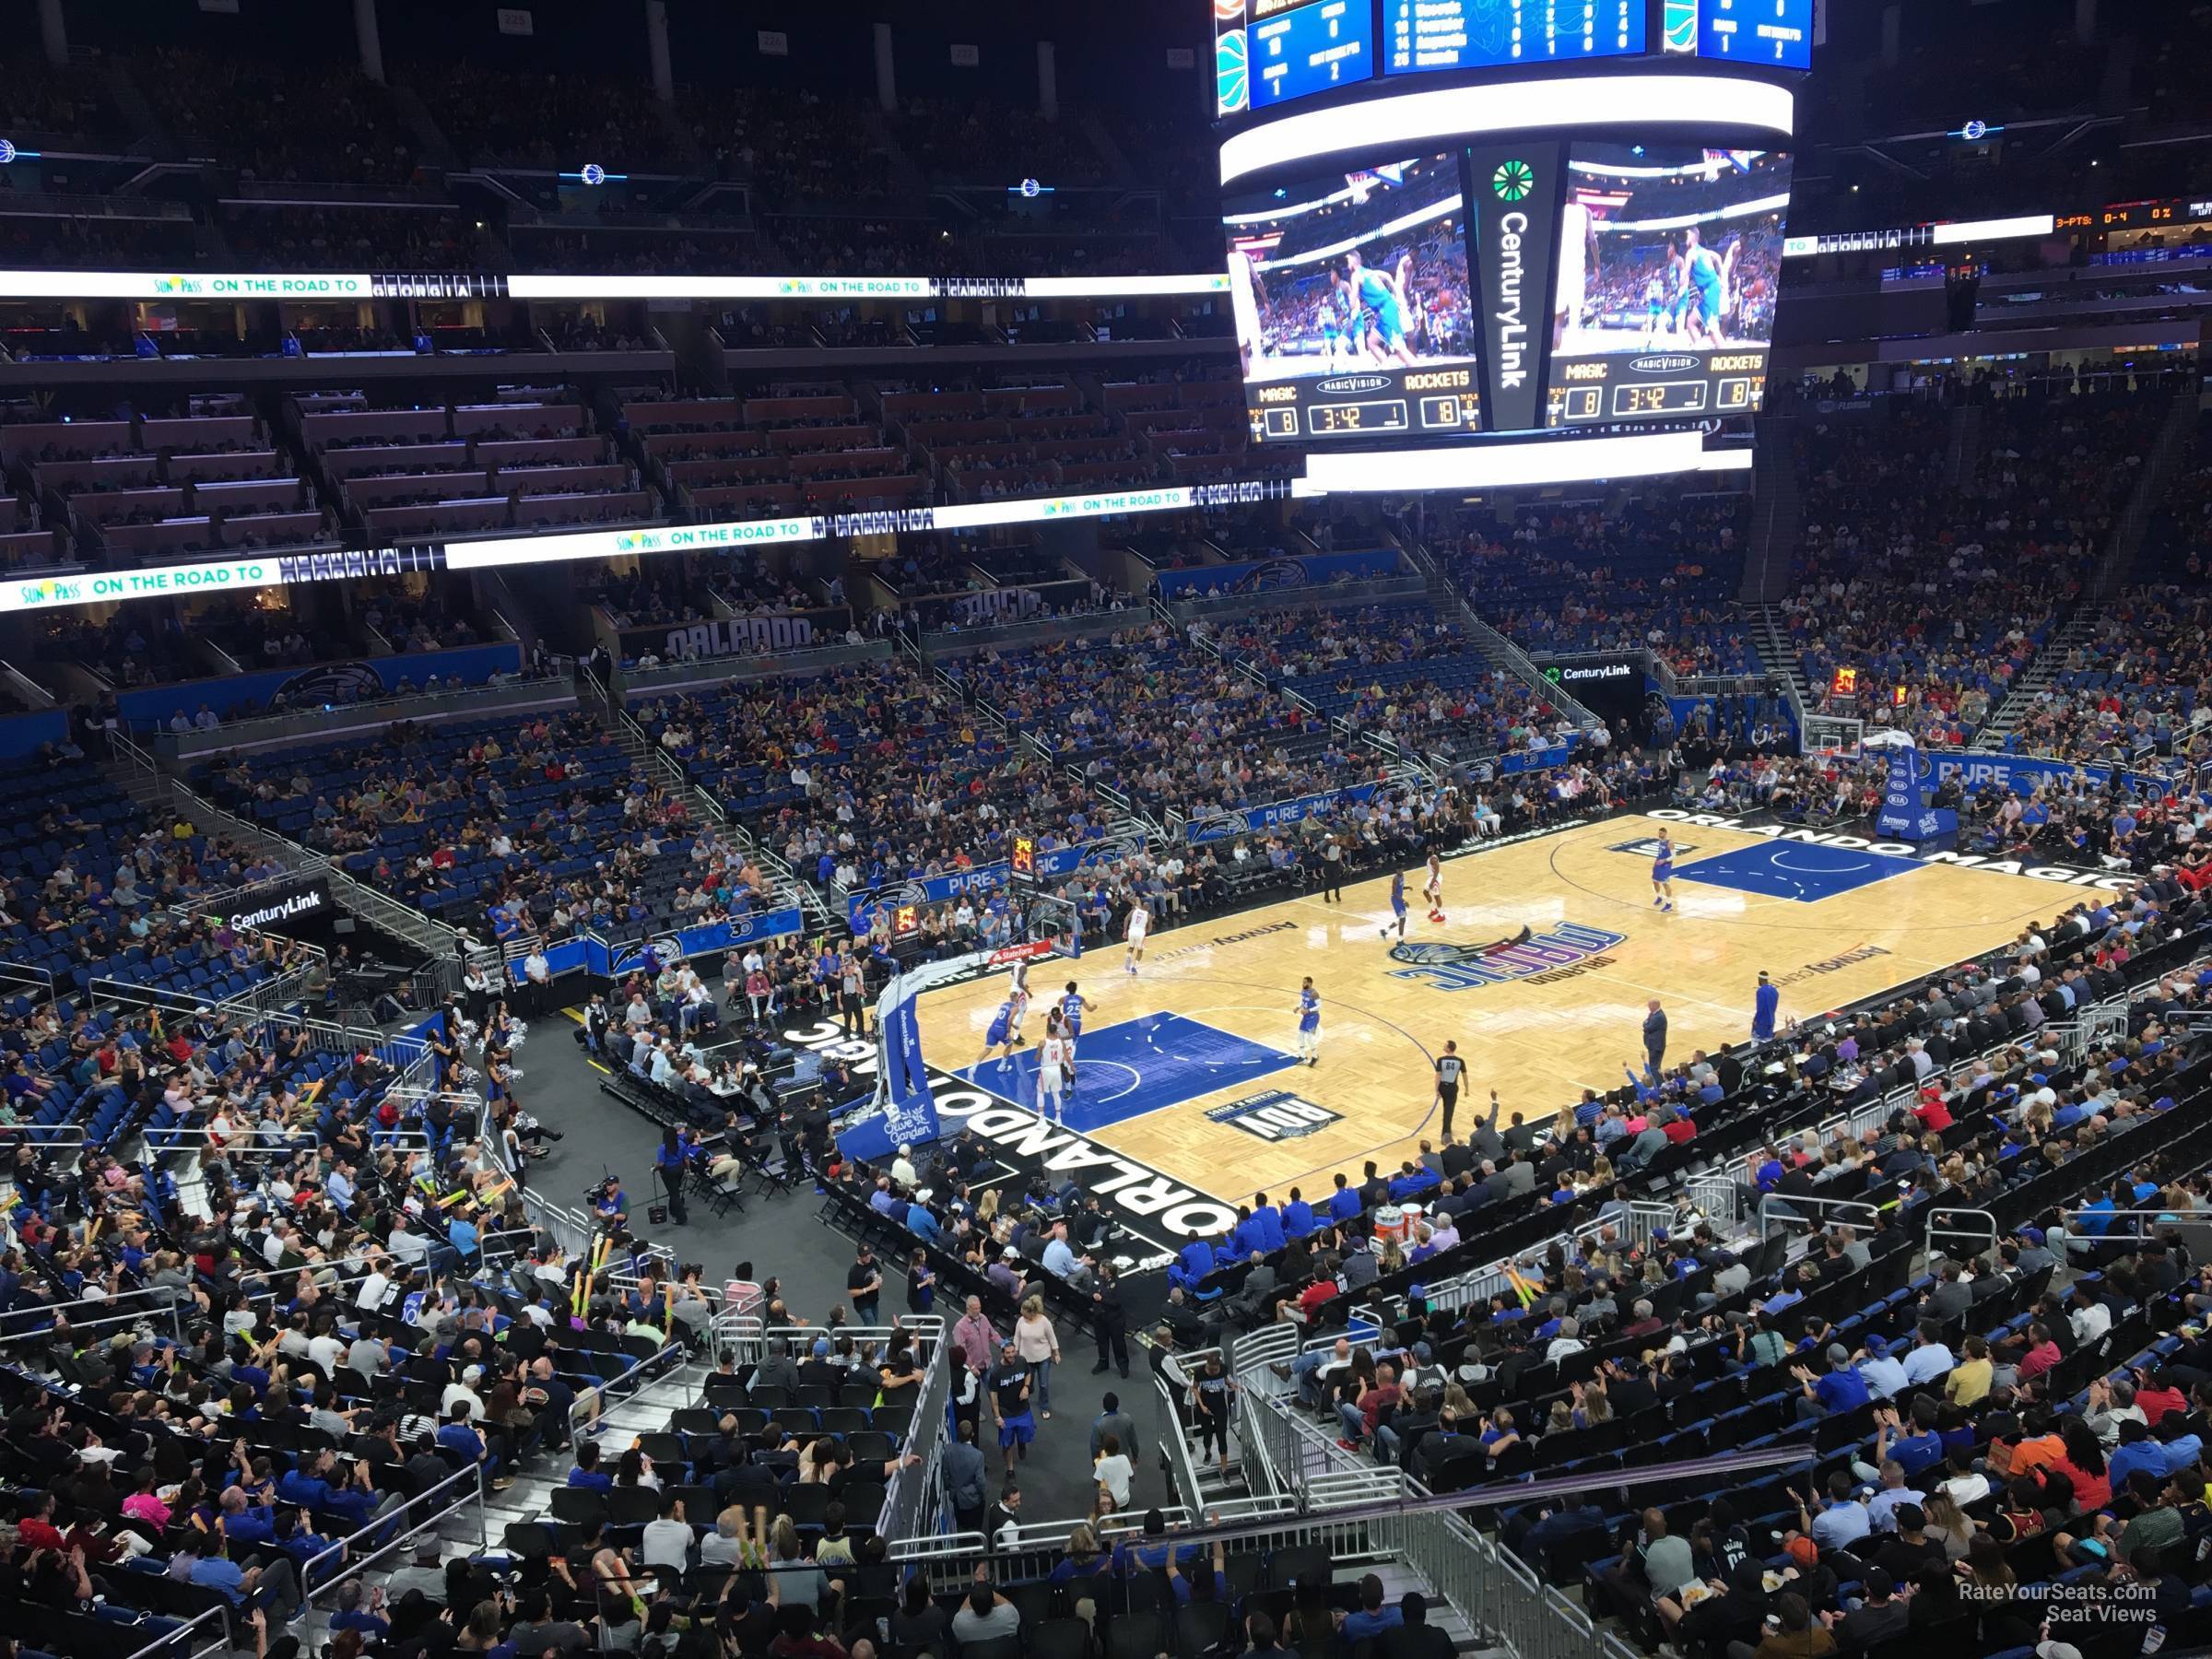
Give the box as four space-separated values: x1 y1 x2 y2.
231 1254 416 1306
0 1124 88 1153
289 1462 488 1631
1757 1192 1882 1242
120 1600 233 1659
1924 1205 2001 1261
0 1295 184 1348
0 960 56 1006
569 1338 686 1447
1155 1344 1215 1516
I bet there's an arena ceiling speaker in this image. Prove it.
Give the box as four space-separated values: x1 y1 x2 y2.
1218 73 1797 185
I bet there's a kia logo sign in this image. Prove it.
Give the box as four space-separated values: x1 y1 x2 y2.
1316 374 1391 396
1630 355 1698 374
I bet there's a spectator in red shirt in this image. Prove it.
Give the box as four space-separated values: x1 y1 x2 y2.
2135 1374 2188 1426
16 1492 65 1554
2053 1418 2111 1512
1912 1087 1953 1132
2015 1323 2064 1384
1296 1262 1342 1320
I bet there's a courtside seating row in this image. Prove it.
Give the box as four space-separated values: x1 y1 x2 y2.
818 1176 1101 1345
1195 922 2208 1336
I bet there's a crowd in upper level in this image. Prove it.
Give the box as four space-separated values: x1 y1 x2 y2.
1788 388 2176 752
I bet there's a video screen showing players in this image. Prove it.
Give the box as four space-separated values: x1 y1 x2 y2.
1544 145 1791 428
1224 153 1481 442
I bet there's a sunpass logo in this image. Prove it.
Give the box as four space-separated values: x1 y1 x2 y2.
1316 374 1391 395
1491 159 1534 201
1388 922 1627 993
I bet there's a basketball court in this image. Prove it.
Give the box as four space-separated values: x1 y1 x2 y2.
912 812 2088 1206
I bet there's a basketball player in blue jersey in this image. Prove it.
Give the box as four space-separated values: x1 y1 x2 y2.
1059 980 1093 1084
1651 830 1677 912
1295 977 1321 1065
1379 870 1409 943
1340 248 1419 368
1681 226 1741 347
978 995 1020 1065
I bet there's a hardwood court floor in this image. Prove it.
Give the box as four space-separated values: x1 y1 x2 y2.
912 814 2070 1205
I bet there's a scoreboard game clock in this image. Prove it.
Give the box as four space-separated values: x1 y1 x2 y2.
1217 6 1803 453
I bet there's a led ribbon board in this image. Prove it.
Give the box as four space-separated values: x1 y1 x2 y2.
0 271 1233 301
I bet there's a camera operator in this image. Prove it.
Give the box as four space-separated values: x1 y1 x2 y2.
591 1174 629 1232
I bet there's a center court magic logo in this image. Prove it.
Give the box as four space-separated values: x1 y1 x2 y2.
1206 1089 1342 1142
1610 837 1699 859
1389 922 1627 993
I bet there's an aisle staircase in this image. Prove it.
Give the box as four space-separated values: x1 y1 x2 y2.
1405 540 1605 734
1739 411 1801 603
1944 400 1984 490
487 1346 709 1545
2092 386 2202 596
1970 606 2103 753
1746 606 1813 738
588 665 831 929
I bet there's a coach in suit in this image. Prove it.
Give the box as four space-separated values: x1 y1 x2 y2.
1641 1000 1667 1076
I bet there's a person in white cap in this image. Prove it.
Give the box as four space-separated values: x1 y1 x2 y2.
891 1144 918 1188
441 1363 488 1423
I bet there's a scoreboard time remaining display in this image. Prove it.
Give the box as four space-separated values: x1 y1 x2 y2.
1386 0 1645 73
1545 349 1767 428
1307 397 1408 434
1247 366 1481 442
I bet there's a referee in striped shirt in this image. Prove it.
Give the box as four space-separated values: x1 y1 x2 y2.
1433 1041 1465 1138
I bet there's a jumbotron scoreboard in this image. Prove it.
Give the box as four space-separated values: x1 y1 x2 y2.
1214 0 1810 453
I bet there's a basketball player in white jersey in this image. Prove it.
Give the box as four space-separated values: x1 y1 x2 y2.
1123 898 1151 976
1007 958 1032 1043
1553 195 1601 351
1423 852 1444 925
1037 1010 1069 1122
